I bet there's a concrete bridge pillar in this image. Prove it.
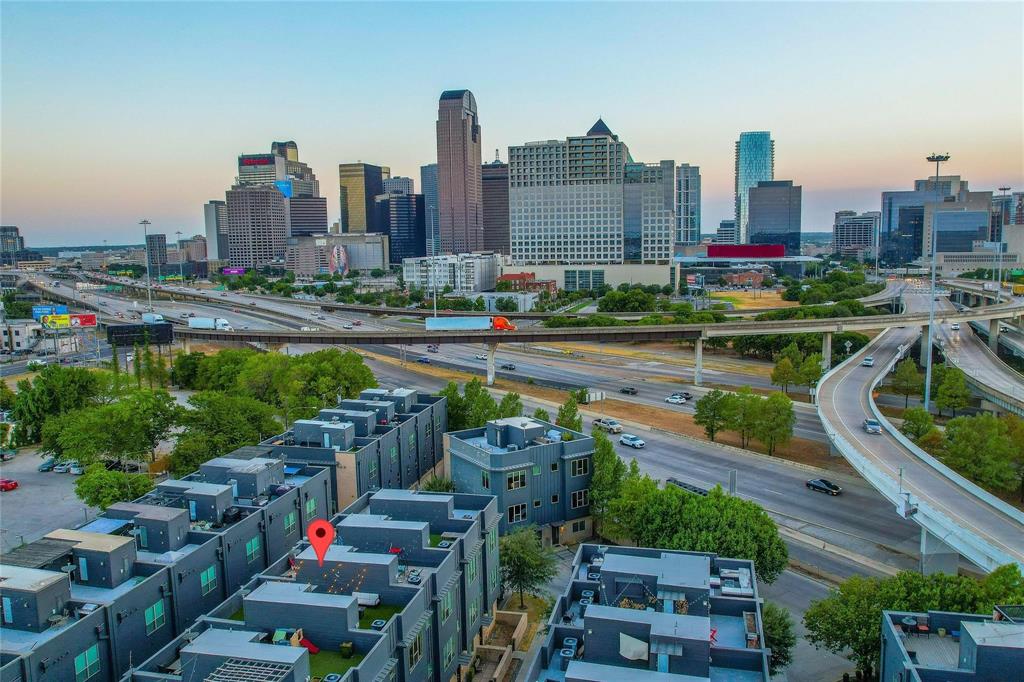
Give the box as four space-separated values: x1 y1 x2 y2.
919 325 931 366
920 528 959 575
989 319 1000 352
182 337 191 354
821 332 833 371
486 342 498 386
694 336 704 386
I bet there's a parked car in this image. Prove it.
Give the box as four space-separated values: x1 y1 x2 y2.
665 395 686 405
416 357 431 364
619 386 638 395
69 463 85 475
950 323 960 331
861 356 875 367
53 460 77 473
593 418 623 434
619 434 646 449
0 479 18 492
500 363 516 370
863 418 882 434
37 457 58 472
806 478 842 496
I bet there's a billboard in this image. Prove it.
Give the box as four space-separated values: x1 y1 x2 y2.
107 322 173 347
240 155 275 166
274 179 293 198
222 267 246 275
32 304 68 321
69 314 97 328
707 244 786 258
328 245 349 276
40 314 70 329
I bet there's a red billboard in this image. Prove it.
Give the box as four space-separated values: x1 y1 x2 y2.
69 314 97 328
240 155 275 166
707 244 785 258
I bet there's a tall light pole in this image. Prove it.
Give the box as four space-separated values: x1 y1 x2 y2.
140 219 154 312
175 230 185 283
996 186 1011 303
922 153 950 411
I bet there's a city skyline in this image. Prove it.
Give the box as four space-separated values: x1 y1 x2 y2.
2 1 1021 246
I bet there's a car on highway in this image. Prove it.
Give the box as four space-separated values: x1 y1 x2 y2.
500 362 516 370
863 418 882 434
343 323 354 330
806 478 842 496
619 386 638 395
619 434 646 449
950 323 960 331
665 395 686 404
593 418 622 433
861 356 875 367
416 357 431 364
674 391 694 400
474 353 487 360
0 478 19 492
427 344 439 353
37 457 57 472
353 320 362 326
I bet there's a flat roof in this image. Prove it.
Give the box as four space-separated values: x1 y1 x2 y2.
159 480 231 495
565 660 707 682
105 502 188 521
338 514 427 533
601 552 710 591
370 488 452 504
964 620 1024 649
0 537 77 568
676 255 819 264
182 628 306 665
0 565 67 592
245 581 356 610
584 604 710 641
296 544 396 566
46 529 134 553
203 456 279 473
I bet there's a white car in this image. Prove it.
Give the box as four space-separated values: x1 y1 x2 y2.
861 356 875 367
474 354 487 360
619 434 645 449
665 395 686 405
950 323 960 331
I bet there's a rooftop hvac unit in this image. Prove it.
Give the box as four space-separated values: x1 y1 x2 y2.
438 541 453 549
507 444 518 451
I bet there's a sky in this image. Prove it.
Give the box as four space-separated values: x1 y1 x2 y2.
2 1 1022 248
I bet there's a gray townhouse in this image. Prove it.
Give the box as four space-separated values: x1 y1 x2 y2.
447 417 594 544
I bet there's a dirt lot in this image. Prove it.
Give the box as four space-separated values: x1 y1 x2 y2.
711 290 798 310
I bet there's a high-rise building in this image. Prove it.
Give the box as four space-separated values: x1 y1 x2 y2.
748 180 801 255
203 200 229 260
285 233 389 277
237 153 287 186
286 196 329 237
0 226 25 255
734 131 775 244
402 253 501 293
675 163 701 245
145 233 168 278
509 119 674 265
481 153 510 255
436 89 483 253
880 188 939 265
178 235 207 262
338 163 390 234
934 210 992 253
420 163 440 255
833 210 881 257
382 176 415 195
269 141 319 197
271 140 299 162
374 192 427 263
237 143 323 244
716 219 737 243
226 184 288 268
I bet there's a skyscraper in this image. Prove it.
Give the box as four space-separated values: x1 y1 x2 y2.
383 176 415 195
748 180 801 255
675 164 701 245
481 153 509 255
420 164 440 256
624 160 675 263
204 200 228 259
734 131 775 244
833 210 881 257
238 143 323 239
145 233 168 278
226 184 288 268
0 226 25 255
287 196 329 237
374 192 427 263
338 163 390 234
716 220 737 244
436 89 482 253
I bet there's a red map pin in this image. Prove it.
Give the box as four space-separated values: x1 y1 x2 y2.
307 519 335 566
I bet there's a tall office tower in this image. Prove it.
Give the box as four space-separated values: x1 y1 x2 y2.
238 153 288 185
226 184 288 268
0 226 25 258
268 141 319 197
436 89 483 253
271 140 299 162
716 220 737 243
145 233 168 278
675 163 701 245
420 163 440 255
178 235 207 262
833 210 881 256
287 196 329 237
481 153 510 254
747 180 802 255
734 131 775 244
383 176 415 195
933 210 992 252
374 192 427 263
338 163 390 234
203 200 229 259
509 119 674 265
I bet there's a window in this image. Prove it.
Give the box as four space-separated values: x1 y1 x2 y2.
409 629 424 668
443 635 455 668
551 494 559 504
572 519 587 534
507 503 527 524
1 596 12 624
75 644 100 682
137 525 148 549
532 465 541 476
487 528 498 553
440 590 453 623
489 564 499 590
571 489 589 509
284 511 297 535
409 433 416 448
550 462 559 472
571 458 589 477
533 499 541 508
390 446 398 463
506 471 526 491
467 554 479 582
481 470 490 489
305 497 316 517
368 458 378 482
144 599 166 635
200 565 217 596
468 595 480 624
245 536 261 563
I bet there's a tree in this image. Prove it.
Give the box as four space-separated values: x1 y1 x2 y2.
11 365 100 444
799 353 824 391
770 357 800 394
0 382 15 411
555 393 582 432
132 342 143 389
753 392 795 456
1004 415 1024 501
762 601 796 676
421 476 456 492
532 407 550 422
52 390 179 466
440 381 468 431
495 297 518 313
500 526 557 608
726 387 761 448
804 574 886 673
171 351 205 389
779 341 803 368
170 392 279 475
74 464 154 510
936 367 970 417
588 430 626 537
693 389 736 442
941 414 1017 492
463 379 499 428
194 348 258 391
497 392 524 419
890 359 923 408
899 407 935 441
288 348 377 405
605 461 660 547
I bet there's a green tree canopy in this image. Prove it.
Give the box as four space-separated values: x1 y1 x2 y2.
420 476 456 492
588 429 626 537
74 464 154 510
770 357 800 394
497 392 524 419
761 601 796 677
12 365 101 444
693 389 736 442
170 392 280 476
555 393 582 432
532 407 551 422
753 392 795 456
890 359 923 408
941 414 1017 492
440 379 498 431
726 387 761 448
799 353 824 390
935 367 970 417
499 526 558 608
899 407 935 441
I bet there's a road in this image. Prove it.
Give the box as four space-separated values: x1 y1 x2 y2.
936 306 1024 409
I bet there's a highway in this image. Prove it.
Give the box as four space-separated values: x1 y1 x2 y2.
939 311 1024 412
818 289 1024 571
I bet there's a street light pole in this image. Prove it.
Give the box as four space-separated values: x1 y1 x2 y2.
996 186 1011 303
175 230 185 283
140 220 154 312
922 153 950 411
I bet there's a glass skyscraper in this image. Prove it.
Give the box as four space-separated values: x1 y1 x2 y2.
734 131 775 244
420 163 440 256
675 164 701 245
747 180 801 255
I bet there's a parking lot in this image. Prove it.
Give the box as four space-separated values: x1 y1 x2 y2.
0 448 96 553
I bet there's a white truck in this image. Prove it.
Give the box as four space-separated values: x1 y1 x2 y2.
141 313 165 324
188 317 233 331
982 282 998 292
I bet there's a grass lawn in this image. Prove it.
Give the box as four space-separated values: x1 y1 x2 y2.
501 593 551 652
398 317 425 324
358 603 403 629
308 649 364 678
429 533 444 547
564 300 591 313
